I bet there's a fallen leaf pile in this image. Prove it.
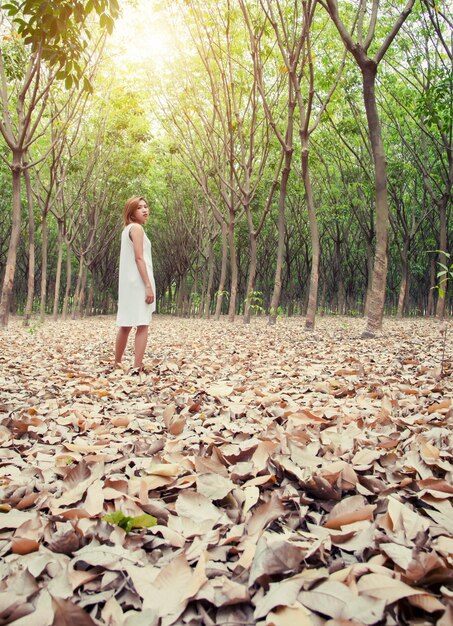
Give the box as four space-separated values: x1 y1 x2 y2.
0 315 452 626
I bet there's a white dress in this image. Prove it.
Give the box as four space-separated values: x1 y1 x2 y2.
116 223 156 326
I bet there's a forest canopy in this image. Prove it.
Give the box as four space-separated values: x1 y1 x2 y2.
0 0 451 329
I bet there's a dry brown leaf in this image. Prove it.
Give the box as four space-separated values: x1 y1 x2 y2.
324 495 376 529
11 537 40 555
163 403 186 435
407 593 446 613
52 597 98 625
196 473 234 500
266 602 316 626
254 576 306 618
246 493 286 536
356 573 422 603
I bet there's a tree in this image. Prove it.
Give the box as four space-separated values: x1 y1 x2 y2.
320 0 416 336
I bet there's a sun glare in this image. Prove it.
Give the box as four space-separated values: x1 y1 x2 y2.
110 0 176 67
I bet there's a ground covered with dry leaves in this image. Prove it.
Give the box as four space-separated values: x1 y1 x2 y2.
0 315 452 626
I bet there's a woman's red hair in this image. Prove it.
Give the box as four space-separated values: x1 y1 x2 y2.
123 196 148 226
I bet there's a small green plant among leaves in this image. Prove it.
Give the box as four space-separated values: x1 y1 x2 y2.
245 290 265 315
28 320 42 335
103 511 157 534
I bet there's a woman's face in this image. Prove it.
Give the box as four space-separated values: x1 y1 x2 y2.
133 199 149 225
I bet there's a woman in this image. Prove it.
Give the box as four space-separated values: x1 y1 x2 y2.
115 196 156 372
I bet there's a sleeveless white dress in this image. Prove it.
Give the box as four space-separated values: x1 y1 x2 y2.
116 223 156 327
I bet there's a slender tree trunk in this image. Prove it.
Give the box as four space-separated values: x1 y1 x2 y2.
39 211 48 323
215 222 228 320
361 63 389 336
227 209 238 322
396 245 409 318
436 197 448 319
0 157 22 327
189 268 197 317
338 277 346 314
62 241 72 320
167 282 173 314
243 229 257 324
53 223 64 320
72 253 84 320
199 240 208 318
319 280 327 316
427 255 436 316
78 264 88 318
86 279 94 316
302 141 320 330
363 239 374 315
269 152 292 326
176 274 186 317
23 165 35 326
204 238 214 319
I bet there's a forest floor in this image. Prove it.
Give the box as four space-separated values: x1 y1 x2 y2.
0 315 452 626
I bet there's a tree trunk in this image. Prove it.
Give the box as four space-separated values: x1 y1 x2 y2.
361 62 389 337
319 279 327 316
86 278 94 316
268 152 292 325
435 196 448 319
396 244 409 318
0 157 22 327
215 222 228 320
199 240 208 318
363 239 374 315
78 264 88 318
243 230 257 324
62 241 72 320
23 164 35 326
39 211 48 323
302 140 320 330
167 282 173 314
72 253 84 320
227 209 238 322
427 255 436 316
53 222 64 320
204 238 214 319
176 274 187 317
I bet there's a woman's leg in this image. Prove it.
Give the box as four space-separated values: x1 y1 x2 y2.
115 326 132 364
134 325 149 368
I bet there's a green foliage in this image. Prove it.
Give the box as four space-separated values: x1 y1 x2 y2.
432 251 452 299
215 289 229 299
416 67 452 133
245 290 264 315
103 511 157 533
0 33 28 80
27 320 42 335
191 292 202 308
1 0 119 88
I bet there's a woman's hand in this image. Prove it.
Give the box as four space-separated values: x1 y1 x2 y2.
145 285 154 304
